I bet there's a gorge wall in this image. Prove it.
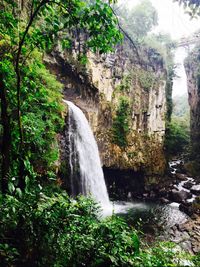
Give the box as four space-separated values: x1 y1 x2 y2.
45 38 170 197
185 47 200 177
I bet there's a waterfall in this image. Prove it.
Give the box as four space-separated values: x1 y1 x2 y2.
172 47 188 97
64 100 110 206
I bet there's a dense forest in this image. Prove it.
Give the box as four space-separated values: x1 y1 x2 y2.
0 0 200 266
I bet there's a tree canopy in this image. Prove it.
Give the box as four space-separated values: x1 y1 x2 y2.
116 0 158 43
175 0 200 17
0 0 122 193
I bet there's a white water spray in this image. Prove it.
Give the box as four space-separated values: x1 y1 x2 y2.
64 100 110 207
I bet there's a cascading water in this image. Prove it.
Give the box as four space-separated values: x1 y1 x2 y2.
64 100 110 207
172 47 188 97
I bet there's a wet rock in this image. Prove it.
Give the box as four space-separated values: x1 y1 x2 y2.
175 173 187 181
183 181 194 190
196 177 200 184
170 189 192 203
191 184 200 195
182 231 191 239
180 203 195 216
160 197 170 204
158 188 169 198
191 213 199 220
149 191 156 199
193 246 199 254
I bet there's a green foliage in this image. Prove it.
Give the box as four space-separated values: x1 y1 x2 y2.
173 94 190 118
0 0 122 54
0 184 196 266
117 0 158 43
0 0 122 189
175 0 200 17
144 33 176 66
165 94 190 156
134 242 194 267
165 119 190 156
0 49 64 178
112 97 131 147
84 1 123 53
138 69 155 91
165 66 174 122
0 185 140 267
116 73 132 92
192 252 200 266
21 51 64 173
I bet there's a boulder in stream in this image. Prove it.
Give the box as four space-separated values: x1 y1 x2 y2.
179 203 194 216
170 189 192 203
175 173 187 181
190 185 200 195
183 181 194 190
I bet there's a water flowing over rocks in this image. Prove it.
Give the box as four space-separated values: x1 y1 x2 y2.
45 35 200 255
170 189 192 203
191 185 200 196
63 100 110 207
160 160 200 254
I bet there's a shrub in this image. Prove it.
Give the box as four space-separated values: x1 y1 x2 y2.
112 96 131 147
0 187 139 267
0 50 64 180
165 120 190 156
116 74 132 92
0 184 196 267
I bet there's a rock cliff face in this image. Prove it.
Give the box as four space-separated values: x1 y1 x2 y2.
45 39 169 196
185 48 200 176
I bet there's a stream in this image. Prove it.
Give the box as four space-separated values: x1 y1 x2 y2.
110 159 200 252
65 101 199 253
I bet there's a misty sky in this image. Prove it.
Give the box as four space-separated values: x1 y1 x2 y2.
122 0 200 40
150 0 200 39
119 0 200 96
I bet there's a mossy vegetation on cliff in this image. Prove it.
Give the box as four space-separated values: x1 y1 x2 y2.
112 96 131 147
136 68 156 91
184 44 200 174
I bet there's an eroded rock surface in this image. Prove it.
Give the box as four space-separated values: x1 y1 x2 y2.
46 39 168 177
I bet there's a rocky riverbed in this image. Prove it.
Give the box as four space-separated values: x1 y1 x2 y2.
119 159 200 254
161 159 200 254
167 216 200 254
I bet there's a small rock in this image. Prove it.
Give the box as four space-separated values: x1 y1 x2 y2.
191 184 200 195
192 246 199 253
170 189 192 203
181 241 192 252
177 224 186 231
183 181 194 190
160 197 170 204
182 231 190 239
180 203 194 216
175 173 187 181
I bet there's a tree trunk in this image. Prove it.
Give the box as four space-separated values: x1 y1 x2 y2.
0 74 11 194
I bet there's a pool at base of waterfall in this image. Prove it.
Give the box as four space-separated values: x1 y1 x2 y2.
102 200 188 237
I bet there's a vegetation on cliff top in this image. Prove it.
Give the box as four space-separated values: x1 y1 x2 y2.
116 0 158 44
